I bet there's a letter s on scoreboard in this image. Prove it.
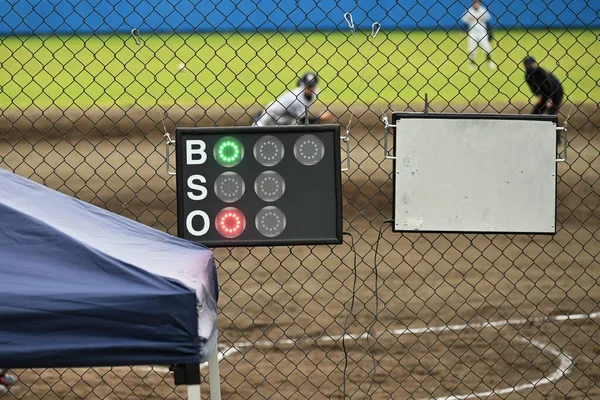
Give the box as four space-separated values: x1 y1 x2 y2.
187 174 207 201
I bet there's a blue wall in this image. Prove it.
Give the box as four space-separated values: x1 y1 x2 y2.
1 0 598 36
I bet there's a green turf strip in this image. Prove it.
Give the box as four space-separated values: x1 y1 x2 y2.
0 29 598 109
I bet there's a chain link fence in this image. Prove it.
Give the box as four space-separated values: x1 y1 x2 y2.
1 0 599 398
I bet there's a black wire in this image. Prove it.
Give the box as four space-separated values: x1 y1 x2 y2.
365 219 393 399
341 231 357 399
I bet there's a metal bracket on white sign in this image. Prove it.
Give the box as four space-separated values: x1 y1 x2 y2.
341 129 352 172
382 115 396 160
555 126 568 162
164 132 176 176
383 95 429 160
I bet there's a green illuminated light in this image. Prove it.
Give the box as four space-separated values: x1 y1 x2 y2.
214 137 244 167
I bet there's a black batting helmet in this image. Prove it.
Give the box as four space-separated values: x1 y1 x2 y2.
523 55 537 66
297 72 319 88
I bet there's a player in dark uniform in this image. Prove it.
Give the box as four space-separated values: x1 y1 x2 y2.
523 56 564 115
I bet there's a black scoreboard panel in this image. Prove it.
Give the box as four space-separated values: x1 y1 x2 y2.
175 125 343 247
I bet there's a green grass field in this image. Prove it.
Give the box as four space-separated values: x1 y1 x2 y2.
0 29 598 110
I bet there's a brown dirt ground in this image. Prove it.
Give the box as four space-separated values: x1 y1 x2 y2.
0 102 599 399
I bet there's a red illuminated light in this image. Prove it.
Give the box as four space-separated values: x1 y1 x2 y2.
215 207 246 238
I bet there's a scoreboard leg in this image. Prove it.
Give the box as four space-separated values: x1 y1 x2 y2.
209 340 222 400
187 383 200 400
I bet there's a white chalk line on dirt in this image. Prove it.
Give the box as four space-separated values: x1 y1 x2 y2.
429 335 572 400
147 311 599 398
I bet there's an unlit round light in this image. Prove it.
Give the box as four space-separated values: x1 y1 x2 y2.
254 171 285 202
214 136 244 167
254 135 285 167
255 206 286 238
293 134 324 166
215 207 246 238
214 172 245 203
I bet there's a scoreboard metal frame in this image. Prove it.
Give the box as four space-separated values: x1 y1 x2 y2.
175 125 343 247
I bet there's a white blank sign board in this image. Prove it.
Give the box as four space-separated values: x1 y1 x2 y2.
393 114 557 234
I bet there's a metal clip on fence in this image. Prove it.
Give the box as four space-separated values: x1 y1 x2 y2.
371 22 381 38
382 115 396 160
556 126 568 162
344 12 354 31
165 132 176 176
341 130 352 172
131 29 141 45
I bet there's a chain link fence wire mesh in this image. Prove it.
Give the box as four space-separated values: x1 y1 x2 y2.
1 0 600 398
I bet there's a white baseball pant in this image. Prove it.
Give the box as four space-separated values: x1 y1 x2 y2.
467 32 492 60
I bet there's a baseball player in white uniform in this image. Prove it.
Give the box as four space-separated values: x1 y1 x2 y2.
461 0 496 70
253 72 333 126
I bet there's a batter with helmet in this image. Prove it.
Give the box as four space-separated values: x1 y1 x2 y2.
253 72 334 126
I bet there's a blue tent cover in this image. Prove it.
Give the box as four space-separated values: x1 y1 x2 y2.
0 169 216 368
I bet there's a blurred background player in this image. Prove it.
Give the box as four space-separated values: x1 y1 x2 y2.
0 369 17 395
523 56 564 115
461 0 496 70
523 55 565 144
253 72 334 126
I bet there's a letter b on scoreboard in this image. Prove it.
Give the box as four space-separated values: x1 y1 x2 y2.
176 125 343 247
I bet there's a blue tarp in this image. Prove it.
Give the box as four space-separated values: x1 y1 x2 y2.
0 168 217 368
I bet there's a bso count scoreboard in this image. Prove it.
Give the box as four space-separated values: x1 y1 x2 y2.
176 125 343 247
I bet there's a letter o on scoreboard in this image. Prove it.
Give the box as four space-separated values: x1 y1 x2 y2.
175 125 343 247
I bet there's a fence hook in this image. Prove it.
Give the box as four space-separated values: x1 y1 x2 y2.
344 13 354 31
371 22 381 38
131 28 141 46
381 115 390 129
164 131 174 144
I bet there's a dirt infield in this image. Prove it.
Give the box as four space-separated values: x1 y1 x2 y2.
1 103 599 399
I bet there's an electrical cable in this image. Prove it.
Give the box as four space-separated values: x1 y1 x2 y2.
364 219 393 398
341 231 358 399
